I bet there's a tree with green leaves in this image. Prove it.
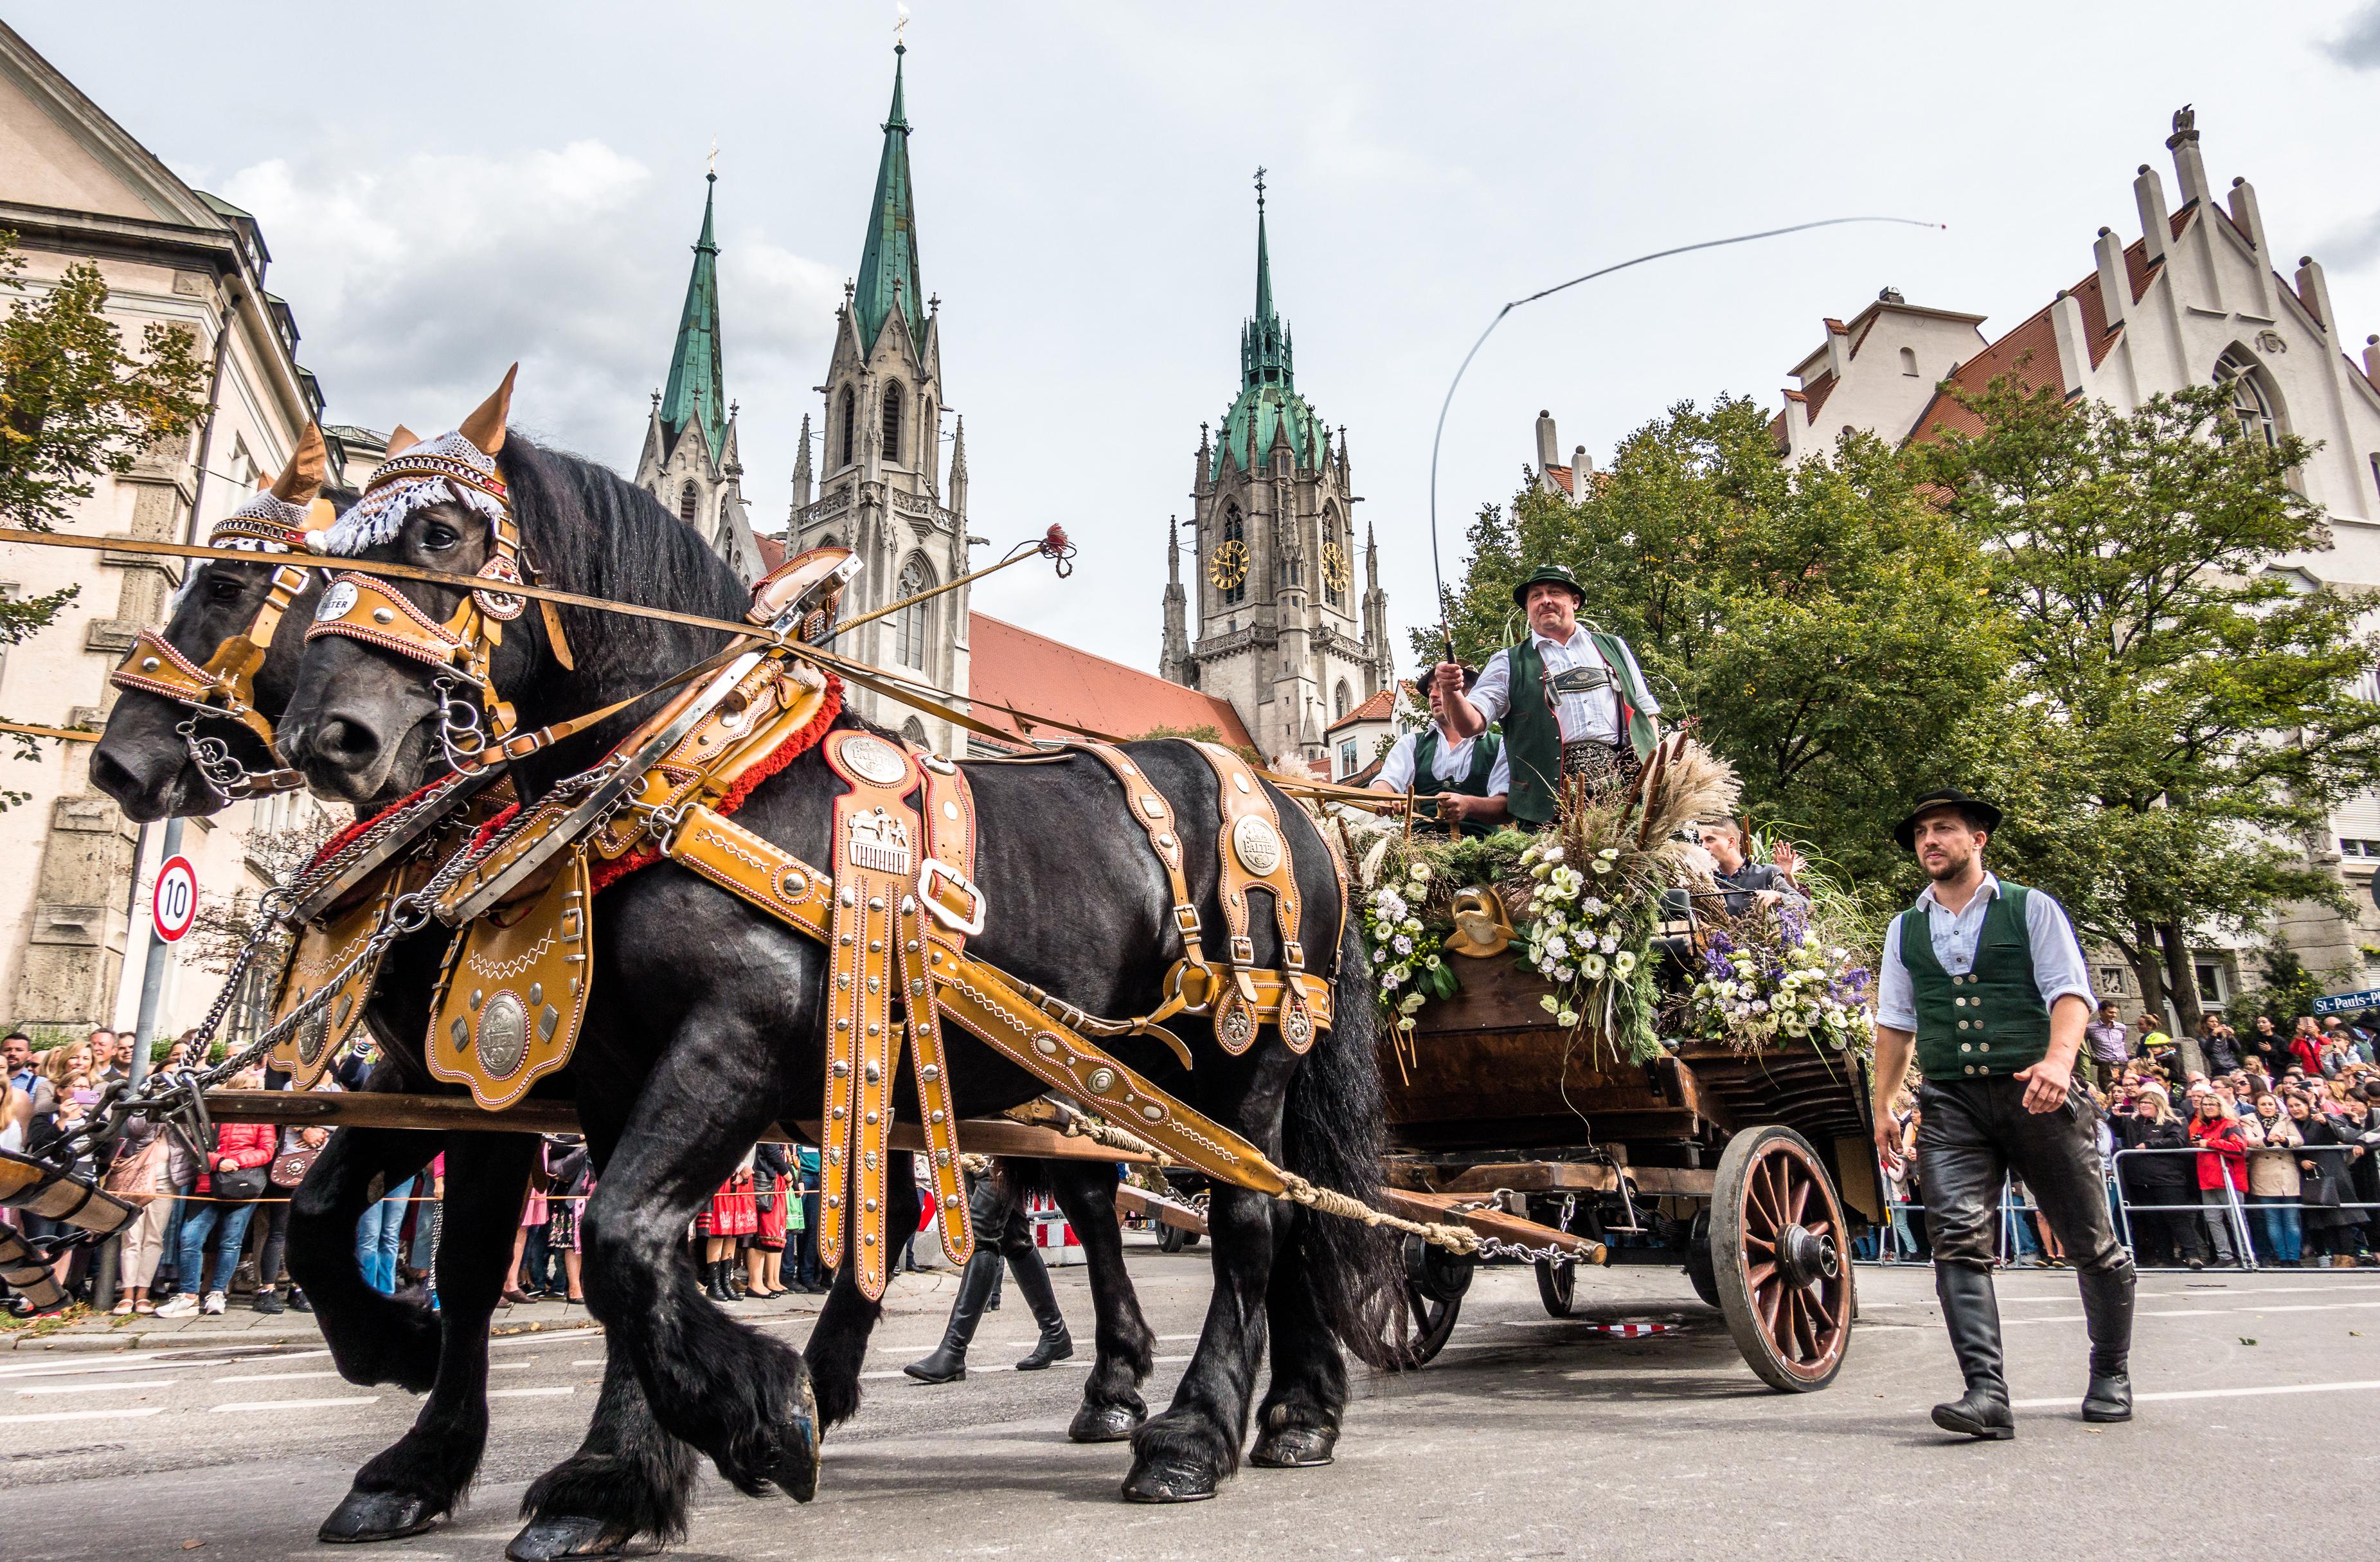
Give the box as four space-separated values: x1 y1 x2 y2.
1423 395 2010 899
1912 377 2380 1036
0 233 210 807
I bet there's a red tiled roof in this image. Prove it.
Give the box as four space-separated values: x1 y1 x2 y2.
1328 687 1396 734
1800 369 1839 425
1543 463 1575 496
963 613 1255 750
755 534 787 573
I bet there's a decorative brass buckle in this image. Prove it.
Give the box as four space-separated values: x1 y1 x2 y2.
917 857 987 937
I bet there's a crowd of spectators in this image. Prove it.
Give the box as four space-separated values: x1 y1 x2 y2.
1879 1006 2380 1269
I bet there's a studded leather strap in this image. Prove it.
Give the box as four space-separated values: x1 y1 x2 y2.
1194 743 1314 1054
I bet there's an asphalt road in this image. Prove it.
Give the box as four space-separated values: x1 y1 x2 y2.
3 1243 2376 1561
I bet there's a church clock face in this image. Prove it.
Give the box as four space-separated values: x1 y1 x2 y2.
1208 537 1249 591
1321 539 1349 593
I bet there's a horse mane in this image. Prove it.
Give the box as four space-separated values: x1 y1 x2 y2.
493 431 749 681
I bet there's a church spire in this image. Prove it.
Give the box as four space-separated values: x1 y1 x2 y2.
1240 169 1293 394
659 170 728 463
855 44 924 349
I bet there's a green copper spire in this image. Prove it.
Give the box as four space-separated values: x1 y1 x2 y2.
854 44 924 348
659 171 727 463
1212 172 1316 480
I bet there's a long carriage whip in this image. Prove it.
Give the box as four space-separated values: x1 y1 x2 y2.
1423 215 1945 667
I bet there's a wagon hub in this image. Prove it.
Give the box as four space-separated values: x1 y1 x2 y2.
1775 1221 1839 1290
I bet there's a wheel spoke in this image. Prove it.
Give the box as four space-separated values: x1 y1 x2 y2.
1743 1230 1775 1253
1790 1289 1820 1363
1747 1259 1776 1292
1786 1167 1812 1225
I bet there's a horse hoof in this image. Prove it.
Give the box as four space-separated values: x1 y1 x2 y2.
1248 1425 1337 1468
316 1490 438 1543
505 1516 654 1561
1068 1402 1145 1444
1122 1456 1218 1504
770 1361 822 1504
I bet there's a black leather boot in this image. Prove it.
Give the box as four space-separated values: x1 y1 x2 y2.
1008 1251 1074 1370
2078 1264 2134 1423
906 1248 999 1383
720 1259 744 1301
1931 1265 2015 1440
703 1260 732 1302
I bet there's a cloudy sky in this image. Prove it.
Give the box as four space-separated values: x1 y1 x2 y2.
25 3 2380 674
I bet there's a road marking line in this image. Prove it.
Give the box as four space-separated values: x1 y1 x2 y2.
0 1407 168 1424
211 1371 348 1385
2008 1379 2380 1409
0 1360 235 1383
491 1361 535 1370
209 1397 379 1413
487 1387 575 1398
570 1360 605 1367
17 1380 180 1396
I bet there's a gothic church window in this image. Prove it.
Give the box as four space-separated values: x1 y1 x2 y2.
901 716 929 748
838 385 857 468
895 557 933 670
882 382 904 464
2215 350 2277 448
1334 681 1350 720
679 482 697 523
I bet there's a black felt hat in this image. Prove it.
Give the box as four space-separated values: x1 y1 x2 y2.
1510 562 1587 609
1893 789 2003 851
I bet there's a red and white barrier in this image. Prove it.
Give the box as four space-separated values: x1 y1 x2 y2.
1026 1190 1084 1267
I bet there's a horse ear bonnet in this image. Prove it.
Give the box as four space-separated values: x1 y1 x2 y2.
270 422 328 503
385 425 421 458
458 363 517 456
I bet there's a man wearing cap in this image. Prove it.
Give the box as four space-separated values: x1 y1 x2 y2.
1433 564 1660 828
1870 789 2134 1439
1372 667 1508 837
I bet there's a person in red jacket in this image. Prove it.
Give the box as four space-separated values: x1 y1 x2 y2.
154 1083 275 1317
2185 1091 2248 1267
2287 1018 2323 1081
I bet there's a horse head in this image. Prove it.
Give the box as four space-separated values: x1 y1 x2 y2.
278 366 743 807
91 423 344 820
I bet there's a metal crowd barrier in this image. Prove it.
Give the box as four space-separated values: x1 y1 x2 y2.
1858 1143 2379 1272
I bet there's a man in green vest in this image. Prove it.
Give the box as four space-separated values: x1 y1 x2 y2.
1870 789 2136 1439
1370 669 1508 837
1434 563 1661 828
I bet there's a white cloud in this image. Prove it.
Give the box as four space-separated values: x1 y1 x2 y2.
220 141 837 485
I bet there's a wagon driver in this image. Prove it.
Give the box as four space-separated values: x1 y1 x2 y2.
1868 789 2135 1439
1432 562 1660 828
1371 667 1509 836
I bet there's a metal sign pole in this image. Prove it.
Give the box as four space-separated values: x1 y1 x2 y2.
129 814 186 1087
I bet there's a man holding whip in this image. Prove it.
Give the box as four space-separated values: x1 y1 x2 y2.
1870 790 2135 1437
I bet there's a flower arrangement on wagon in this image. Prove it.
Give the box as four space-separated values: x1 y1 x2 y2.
1687 897 1875 1055
1329 733 1868 1066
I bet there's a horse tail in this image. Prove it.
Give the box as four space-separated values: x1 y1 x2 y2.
1281 915 1409 1369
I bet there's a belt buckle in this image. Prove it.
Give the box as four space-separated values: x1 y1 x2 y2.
917 857 988 937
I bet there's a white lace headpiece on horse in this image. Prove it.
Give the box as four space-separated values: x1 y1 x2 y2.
310 430 509 558
305 365 519 559
171 424 331 607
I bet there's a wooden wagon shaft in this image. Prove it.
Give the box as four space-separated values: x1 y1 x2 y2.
1376 1186 1609 1262
201 1091 1154 1166
1113 1183 1208 1235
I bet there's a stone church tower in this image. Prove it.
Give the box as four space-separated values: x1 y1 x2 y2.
785 44 972 757
1167 183 1390 765
634 170 768 586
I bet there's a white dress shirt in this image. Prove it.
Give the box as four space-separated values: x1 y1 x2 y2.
1469 625 1659 744
1875 871 2096 1033
1373 728 1510 796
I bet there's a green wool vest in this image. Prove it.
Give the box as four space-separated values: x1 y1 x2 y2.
1411 728 1501 838
1499 631 1658 828
1899 883 2052 1082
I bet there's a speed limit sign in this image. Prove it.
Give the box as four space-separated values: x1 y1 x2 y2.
152 854 198 944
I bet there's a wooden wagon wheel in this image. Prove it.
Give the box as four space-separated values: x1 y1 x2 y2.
1708 1124 1852 1392
1400 1234 1472 1365
1534 1257 1576 1317
1155 1224 1201 1254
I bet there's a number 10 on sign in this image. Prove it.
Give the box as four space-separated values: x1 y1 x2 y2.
152 854 197 944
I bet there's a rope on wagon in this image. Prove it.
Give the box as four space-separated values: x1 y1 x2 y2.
1275 1173 1483 1257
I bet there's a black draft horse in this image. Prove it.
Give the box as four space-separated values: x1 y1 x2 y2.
87 528 562 1543
87 499 1309 1556
273 419 1402 1537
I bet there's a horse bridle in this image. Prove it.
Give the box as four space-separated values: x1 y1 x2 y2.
107 519 314 799
305 469 536 769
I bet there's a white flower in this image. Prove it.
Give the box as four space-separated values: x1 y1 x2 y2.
1592 859 1613 874
1545 935 1570 960
1542 847 1565 863
1373 948 1387 965
1613 951 1638 977
1599 935 1618 956
1557 1009 1580 1027
1751 999 1769 1013
1400 917 1422 936
1540 994 1561 1015
1410 863 1431 882
1554 965 1576 982
1582 953 1608 980
1400 993 1425 1013
1597 847 1620 861
1391 935 1413 956
1381 971 1402 991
